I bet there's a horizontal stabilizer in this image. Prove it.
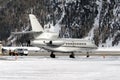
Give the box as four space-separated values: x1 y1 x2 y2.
11 31 42 35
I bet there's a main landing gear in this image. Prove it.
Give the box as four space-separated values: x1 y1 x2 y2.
86 52 90 58
50 52 56 58
50 52 75 58
69 52 75 58
49 52 90 58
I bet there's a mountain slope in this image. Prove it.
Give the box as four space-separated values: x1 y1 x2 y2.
0 0 119 47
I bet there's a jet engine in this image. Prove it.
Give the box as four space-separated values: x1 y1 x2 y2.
44 40 64 46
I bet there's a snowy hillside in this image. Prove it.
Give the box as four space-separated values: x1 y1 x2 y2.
0 0 119 47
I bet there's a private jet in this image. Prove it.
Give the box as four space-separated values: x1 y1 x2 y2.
12 14 97 58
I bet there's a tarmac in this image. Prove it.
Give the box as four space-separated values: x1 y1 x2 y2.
2 51 120 57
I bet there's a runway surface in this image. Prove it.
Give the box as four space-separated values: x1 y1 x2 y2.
3 51 120 57
0 56 120 80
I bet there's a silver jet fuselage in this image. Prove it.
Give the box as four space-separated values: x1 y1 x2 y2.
31 38 97 53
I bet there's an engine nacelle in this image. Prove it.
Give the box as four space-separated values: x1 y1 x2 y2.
44 40 64 46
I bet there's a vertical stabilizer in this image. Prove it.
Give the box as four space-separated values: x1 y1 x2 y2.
29 14 43 32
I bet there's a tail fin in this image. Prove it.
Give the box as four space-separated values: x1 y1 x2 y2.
29 14 44 32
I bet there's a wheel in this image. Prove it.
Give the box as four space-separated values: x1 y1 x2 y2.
24 54 28 56
50 52 56 58
69 53 75 58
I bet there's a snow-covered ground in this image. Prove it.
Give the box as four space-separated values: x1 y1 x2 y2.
0 56 120 80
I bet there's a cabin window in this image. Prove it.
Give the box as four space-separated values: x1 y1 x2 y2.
77 43 86 45
65 42 87 45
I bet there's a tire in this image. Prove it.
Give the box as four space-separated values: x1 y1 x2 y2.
24 54 28 56
50 52 55 58
69 53 75 58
